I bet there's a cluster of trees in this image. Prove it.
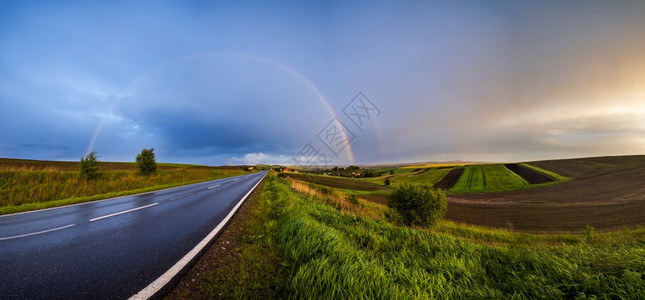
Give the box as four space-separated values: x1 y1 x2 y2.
302 165 380 178
80 148 157 179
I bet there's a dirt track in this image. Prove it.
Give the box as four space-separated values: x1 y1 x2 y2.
446 156 645 232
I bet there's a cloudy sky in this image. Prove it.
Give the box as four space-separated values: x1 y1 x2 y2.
1 0 644 166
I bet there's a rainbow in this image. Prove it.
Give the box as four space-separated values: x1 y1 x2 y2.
85 52 355 164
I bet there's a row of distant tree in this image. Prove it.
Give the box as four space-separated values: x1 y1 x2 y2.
301 165 381 178
80 148 157 179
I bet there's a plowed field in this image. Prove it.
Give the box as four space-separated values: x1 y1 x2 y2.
447 156 645 232
504 163 554 184
433 168 464 190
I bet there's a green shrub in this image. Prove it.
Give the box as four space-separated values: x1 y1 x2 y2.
80 151 99 180
387 183 447 227
136 148 157 175
384 178 391 186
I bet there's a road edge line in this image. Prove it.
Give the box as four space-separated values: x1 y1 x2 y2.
128 171 267 300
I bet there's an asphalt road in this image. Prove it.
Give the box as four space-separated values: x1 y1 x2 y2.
0 171 267 299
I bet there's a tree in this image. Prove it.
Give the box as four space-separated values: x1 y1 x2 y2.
136 148 157 175
384 178 391 186
387 183 447 227
80 151 99 180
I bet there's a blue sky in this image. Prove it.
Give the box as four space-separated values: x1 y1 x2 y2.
1 0 645 166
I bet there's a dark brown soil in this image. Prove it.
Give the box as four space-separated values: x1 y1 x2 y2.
433 168 464 190
445 200 645 233
504 163 554 184
529 155 645 179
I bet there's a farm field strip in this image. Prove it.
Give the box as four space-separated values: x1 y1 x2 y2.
504 163 554 184
401 163 465 169
478 164 528 192
284 173 387 191
433 164 551 193
407 168 451 184
450 165 485 192
432 168 464 190
518 163 569 181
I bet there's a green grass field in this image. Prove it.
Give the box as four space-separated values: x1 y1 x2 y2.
450 164 530 193
364 163 562 193
363 168 450 186
198 173 645 298
451 165 486 192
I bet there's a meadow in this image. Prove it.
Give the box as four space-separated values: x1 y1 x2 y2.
192 173 645 298
0 158 245 215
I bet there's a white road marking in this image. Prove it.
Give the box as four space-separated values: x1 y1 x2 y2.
207 184 221 190
0 224 76 241
169 193 194 201
89 203 158 222
233 179 239 181
129 171 267 300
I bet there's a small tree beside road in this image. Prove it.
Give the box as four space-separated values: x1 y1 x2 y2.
80 151 99 180
136 148 157 175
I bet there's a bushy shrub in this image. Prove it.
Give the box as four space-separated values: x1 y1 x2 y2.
80 151 99 180
136 148 157 175
387 183 447 227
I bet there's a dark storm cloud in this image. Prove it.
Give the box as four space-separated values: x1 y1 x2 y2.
1 0 644 165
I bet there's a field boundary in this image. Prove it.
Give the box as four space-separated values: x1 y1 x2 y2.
519 163 569 182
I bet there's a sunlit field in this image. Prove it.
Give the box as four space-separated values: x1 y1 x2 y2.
0 159 245 215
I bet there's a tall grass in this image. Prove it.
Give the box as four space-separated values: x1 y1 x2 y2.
248 174 645 299
0 168 245 214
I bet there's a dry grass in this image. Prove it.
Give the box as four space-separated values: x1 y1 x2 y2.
288 179 391 222
0 167 246 214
